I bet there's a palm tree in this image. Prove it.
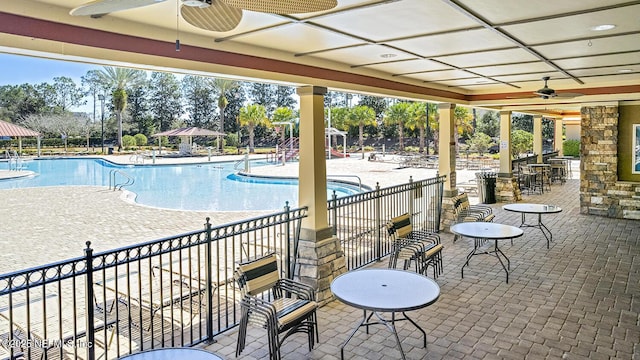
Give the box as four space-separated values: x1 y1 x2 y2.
407 102 427 153
271 107 296 145
96 67 146 150
211 78 239 152
384 102 411 151
346 105 376 159
238 104 270 153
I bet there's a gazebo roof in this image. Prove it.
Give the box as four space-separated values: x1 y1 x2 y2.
153 127 224 137
0 120 40 137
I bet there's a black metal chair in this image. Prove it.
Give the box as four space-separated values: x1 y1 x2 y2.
235 253 318 360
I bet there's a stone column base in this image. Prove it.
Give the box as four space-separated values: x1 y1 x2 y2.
440 188 459 233
296 227 347 305
496 176 521 203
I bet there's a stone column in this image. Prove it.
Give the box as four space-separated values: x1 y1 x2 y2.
533 115 543 163
496 110 520 202
554 118 563 156
295 86 346 305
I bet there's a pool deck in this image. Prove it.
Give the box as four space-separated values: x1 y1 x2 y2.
1 154 638 359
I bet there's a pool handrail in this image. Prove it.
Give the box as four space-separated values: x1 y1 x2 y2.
108 169 135 191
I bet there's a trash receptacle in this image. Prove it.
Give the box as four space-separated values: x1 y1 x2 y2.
475 171 497 204
108 147 114 155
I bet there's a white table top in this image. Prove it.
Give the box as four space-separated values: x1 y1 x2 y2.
331 269 440 312
503 203 562 214
527 163 551 167
450 222 524 240
118 348 223 360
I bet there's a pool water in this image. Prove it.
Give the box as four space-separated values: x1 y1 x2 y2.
0 158 362 211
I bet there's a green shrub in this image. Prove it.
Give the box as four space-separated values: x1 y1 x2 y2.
563 139 580 157
133 133 148 147
122 135 136 147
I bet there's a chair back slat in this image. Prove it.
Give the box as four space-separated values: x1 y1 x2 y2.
390 213 413 238
238 254 280 296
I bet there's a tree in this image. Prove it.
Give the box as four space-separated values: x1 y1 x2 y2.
48 114 83 152
511 129 533 158
477 110 499 138
148 72 182 132
211 78 240 151
273 85 296 109
384 102 411 151
271 107 296 145
454 106 473 144
238 104 270 153
49 76 86 112
407 102 427 153
96 66 147 150
0 84 47 122
127 86 153 135
182 75 216 128
467 132 494 155
81 70 108 123
346 105 376 158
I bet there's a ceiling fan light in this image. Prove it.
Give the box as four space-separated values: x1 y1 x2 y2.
222 0 337 14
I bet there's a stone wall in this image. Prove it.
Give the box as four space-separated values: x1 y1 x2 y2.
579 105 640 219
496 176 521 203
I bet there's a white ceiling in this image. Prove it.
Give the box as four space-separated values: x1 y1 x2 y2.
1 0 639 115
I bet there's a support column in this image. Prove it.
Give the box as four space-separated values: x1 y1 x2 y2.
295 86 346 305
496 111 521 202
533 115 543 163
554 118 564 156
438 103 459 233
438 103 456 192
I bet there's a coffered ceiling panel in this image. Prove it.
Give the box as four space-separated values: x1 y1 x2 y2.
534 34 640 59
387 28 514 58
435 48 539 68
492 72 566 84
554 52 640 69
306 44 416 66
469 62 556 77
502 5 640 45
365 59 452 74
311 0 479 42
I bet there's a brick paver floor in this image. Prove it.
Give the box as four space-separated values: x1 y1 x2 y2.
205 177 640 359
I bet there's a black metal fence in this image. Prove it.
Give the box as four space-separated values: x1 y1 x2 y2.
0 175 446 359
329 176 446 270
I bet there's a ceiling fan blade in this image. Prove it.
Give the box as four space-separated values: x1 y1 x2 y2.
222 0 337 14
70 0 166 16
181 2 242 32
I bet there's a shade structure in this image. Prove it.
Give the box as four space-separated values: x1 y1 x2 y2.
0 120 41 156
0 120 40 137
152 127 224 137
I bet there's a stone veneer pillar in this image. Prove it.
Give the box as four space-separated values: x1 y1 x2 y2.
296 86 346 305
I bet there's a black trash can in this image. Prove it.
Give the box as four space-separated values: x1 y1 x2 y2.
475 171 497 204
108 146 114 155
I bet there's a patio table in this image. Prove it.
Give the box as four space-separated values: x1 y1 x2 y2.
331 269 439 360
451 222 523 283
503 203 562 248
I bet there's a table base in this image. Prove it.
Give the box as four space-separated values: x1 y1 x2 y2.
341 309 426 360
462 238 511 283
518 213 553 249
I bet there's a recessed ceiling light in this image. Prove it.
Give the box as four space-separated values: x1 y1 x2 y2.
380 53 397 59
618 69 633 73
590 24 616 31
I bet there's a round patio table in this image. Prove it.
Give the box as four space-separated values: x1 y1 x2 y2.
118 348 223 360
503 203 562 248
451 222 523 283
331 269 440 360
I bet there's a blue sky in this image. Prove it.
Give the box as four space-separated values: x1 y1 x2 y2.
0 53 98 87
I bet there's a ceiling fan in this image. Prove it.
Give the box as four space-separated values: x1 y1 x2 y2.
70 0 338 32
533 76 583 99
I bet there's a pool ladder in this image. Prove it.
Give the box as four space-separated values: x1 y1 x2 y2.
109 169 135 191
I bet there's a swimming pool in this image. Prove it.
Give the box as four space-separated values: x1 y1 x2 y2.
0 158 363 211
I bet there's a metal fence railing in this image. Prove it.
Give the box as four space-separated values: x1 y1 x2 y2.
0 175 445 359
329 176 446 270
0 205 307 360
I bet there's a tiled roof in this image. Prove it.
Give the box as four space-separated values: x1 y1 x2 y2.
0 120 40 137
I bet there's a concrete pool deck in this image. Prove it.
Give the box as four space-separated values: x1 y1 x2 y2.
0 153 466 272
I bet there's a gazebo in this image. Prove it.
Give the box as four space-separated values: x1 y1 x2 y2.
152 127 225 155
0 120 41 156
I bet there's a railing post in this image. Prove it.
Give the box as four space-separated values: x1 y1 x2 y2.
375 182 382 261
204 218 215 343
284 202 292 279
331 191 338 236
409 176 415 218
84 241 96 360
